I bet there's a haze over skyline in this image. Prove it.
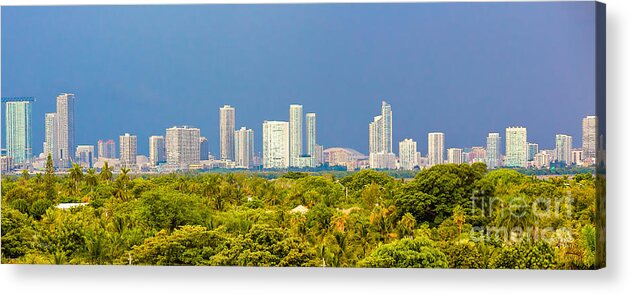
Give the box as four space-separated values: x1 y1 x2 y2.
1 2 596 156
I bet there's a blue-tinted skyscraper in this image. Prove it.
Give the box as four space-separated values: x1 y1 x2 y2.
3 97 33 167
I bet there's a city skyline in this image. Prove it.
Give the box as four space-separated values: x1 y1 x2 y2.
2 95 595 170
1 3 596 156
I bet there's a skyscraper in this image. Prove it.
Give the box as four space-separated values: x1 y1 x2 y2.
289 104 303 167
166 126 201 169
381 101 392 153
219 105 235 161
369 115 383 154
98 139 117 159
149 135 166 166
235 127 254 168
306 113 316 157
3 98 33 167
44 113 56 160
505 127 527 167
199 136 209 161
262 121 289 169
398 139 418 170
369 101 394 169
55 93 75 168
555 134 573 165
119 133 137 167
447 148 463 164
428 132 445 167
582 115 597 160
486 132 501 169
527 142 539 161
75 145 94 168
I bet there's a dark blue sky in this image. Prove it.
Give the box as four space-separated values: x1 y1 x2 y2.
1 2 596 156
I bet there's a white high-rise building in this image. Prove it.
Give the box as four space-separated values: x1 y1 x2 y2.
289 104 303 167
369 101 394 169
119 133 137 167
555 134 573 165
582 115 597 161
306 113 316 157
149 135 166 166
75 145 94 168
369 115 383 155
235 127 254 169
398 139 418 170
505 127 527 167
166 126 201 170
447 148 463 164
486 132 501 169
263 121 289 169
55 93 75 168
219 105 235 161
44 113 56 160
534 152 551 168
428 132 445 167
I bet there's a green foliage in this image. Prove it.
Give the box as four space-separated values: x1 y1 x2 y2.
0 165 596 268
490 242 557 269
359 237 448 268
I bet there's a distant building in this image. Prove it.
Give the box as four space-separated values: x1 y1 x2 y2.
555 134 573 165
75 145 95 168
447 148 463 164
582 115 597 161
166 126 201 170
486 132 501 169
1 155 13 174
305 113 317 158
3 97 33 167
527 142 539 161
534 152 551 168
428 132 445 167
199 136 209 161
369 101 394 169
289 104 303 167
55 93 75 168
399 139 418 170
313 144 324 166
572 149 584 166
219 105 235 161
119 133 137 167
262 121 289 169
234 127 254 168
44 113 56 160
324 147 367 170
98 139 117 159
505 127 527 167
466 146 486 164
149 135 166 166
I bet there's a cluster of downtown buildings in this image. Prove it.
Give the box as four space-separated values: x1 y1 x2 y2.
1 95 597 174
366 101 597 171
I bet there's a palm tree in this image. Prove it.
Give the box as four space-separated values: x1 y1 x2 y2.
85 168 98 191
99 161 113 182
118 167 131 184
452 205 466 236
69 163 84 196
494 193 539 243
114 167 131 201
397 213 416 239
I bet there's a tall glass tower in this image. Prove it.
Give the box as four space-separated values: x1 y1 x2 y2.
289 104 303 167
3 97 33 167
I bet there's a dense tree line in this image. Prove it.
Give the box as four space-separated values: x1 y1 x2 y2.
1 156 597 268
